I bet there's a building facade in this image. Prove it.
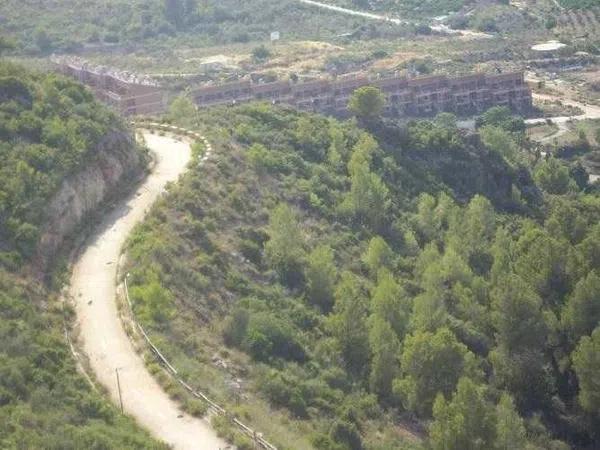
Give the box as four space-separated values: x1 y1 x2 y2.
192 71 532 116
53 57 165 116
54 56 531 118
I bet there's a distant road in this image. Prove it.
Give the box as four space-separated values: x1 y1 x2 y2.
70 133 227 450
527 92 600 142
296 0 493 38
297 0 405 24
531 93 600 121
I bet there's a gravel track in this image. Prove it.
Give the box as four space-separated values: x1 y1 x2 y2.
70 132 227 450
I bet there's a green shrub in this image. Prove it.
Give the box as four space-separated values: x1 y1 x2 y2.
239 239 262 265
252 45 271 61
185 398 208 418
211 415 235 440
244 312 305 362
233 433 255 450
223 308 250 347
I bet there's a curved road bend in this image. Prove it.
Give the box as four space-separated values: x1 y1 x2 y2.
70 132 227 450
527 93 600 143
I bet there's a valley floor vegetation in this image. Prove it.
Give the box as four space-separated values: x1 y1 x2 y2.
0 61 162 449
125 99 600 449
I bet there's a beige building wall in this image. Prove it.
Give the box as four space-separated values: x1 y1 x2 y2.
192 71 532 117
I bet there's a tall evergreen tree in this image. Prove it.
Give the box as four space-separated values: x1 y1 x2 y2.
395 328 474 416
495 393 528 450
490 274 552 410
371 269 410 339
305 245 337 312
264 203 305 287
331 272 370 375
429 378 496 450
344 135 389 230
572 327 600 416
362 236 394 276
563 270 600 341
368 317 399 399
164 0 184 27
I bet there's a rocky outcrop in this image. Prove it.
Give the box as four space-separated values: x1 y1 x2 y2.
35 130 145 271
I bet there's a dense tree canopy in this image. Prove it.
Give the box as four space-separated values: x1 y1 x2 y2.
124 102 600 449
534 157 576 195
563 270 600 341
306 245 337 311
0 61 130 267
0 0 372 54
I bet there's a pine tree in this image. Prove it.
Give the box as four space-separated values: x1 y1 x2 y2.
429 378 497 450
343 135 389 230
495 393 527 450
563 270 600 341
164 0 185 27
348 86 385 122
331 272 370 375
306 245 337 312
362 236 394 276
572 327 600 416
490 274 552 410
368 317 399 399
264 203 305 287
395 328 473 416
371 269 410 339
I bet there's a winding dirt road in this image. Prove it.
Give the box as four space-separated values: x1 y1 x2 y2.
70 132 227 450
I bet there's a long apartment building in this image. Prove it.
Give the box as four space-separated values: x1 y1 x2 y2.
192 71 532 116
53 57 165 116
53 55 531 118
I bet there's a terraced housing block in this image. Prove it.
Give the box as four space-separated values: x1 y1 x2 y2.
53 57 165 116
55 55 531 118
192 71 532 116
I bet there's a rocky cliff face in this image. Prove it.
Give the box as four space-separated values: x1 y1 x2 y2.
36 130 145 270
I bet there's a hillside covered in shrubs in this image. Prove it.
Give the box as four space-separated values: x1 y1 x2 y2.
0 62 160 449
0 0 369 55
125 101 600 449
0 60 139 268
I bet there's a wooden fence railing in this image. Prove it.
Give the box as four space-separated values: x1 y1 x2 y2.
124 124 277 450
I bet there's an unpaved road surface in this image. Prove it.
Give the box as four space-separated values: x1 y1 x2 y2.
527 93 600 143
70 132 227 450
296 0 492 37
532 92 600 121
298 0 405 24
